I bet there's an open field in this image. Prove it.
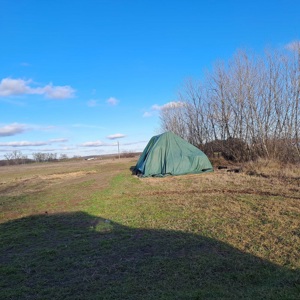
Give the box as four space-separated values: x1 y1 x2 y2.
1 157 299 299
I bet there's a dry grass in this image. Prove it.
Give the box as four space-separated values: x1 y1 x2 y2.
243 158 300 181
137 165 300 268
1 157 299 299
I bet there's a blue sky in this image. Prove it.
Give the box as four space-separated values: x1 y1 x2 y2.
1 0 299 158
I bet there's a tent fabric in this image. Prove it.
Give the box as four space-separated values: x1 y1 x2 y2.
135 131 213 177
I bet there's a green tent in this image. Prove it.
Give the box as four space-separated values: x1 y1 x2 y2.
135 131 213 177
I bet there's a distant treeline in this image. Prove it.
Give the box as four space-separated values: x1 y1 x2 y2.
0 150 141 166
0 151 69 166
160 43 300 162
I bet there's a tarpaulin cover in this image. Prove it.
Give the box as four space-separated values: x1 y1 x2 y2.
135 132 213 177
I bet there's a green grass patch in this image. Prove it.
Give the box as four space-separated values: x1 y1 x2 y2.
1 158 299 299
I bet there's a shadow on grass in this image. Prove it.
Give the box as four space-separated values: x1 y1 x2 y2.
1 212 299 300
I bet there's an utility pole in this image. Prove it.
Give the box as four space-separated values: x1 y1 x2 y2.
117 140 120 159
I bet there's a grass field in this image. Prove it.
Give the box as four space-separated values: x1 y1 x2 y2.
1 157 299 299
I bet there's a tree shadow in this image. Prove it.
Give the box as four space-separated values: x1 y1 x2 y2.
1 212 299 299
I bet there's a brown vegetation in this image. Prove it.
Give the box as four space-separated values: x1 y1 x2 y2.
160 45 300 163
1 157 299 299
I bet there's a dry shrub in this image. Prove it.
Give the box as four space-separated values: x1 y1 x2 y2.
266 139 300 163
202 138 251 162
243 158 300 181
121 151 137 158
209 156 234 168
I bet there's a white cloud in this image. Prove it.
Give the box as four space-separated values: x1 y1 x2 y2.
0 78 75 99
143 101 185 118
151 104 161 111
0 78 30 96
43 84 75 99
107 133 126 139
0 123 29 137
143 111 153 117
88 97 119 108
0 141 48 147
0 138 68 148
123 141 147 146
106 97 119 106
80 140 110 147
49 138 68 143
153 101 186 111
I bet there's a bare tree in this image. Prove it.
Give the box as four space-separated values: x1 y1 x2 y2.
32 152 46 162
59 154 68 160
160 44 300 162
4 151 28 165
159 102 188 139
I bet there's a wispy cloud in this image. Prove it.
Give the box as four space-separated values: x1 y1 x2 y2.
87 97 119 107
0 123 29 137
0 123 69 138
0 141 48 147
0 78 75 99
143 111 153 117
38 125 61 132
80 140 112 147
0 138 68 147
49 138 68 143
107 133 126 139
143 101 185 117
43 83 75 99
106 97 119 106
153 101 185 110
123 141 147 146
87 99 100 107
